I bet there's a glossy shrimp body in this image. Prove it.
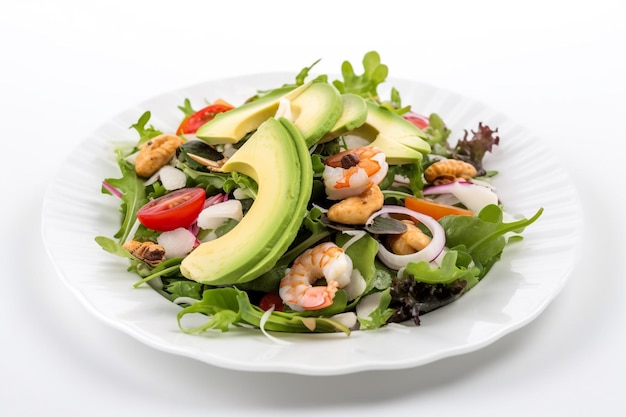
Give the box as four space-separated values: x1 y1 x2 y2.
279 242 353 311
323 146 388 200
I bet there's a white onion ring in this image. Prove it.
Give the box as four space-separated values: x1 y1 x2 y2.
366 206 446 270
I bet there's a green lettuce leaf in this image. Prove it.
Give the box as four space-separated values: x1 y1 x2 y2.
404 249 480 287
177 287 350 334
129 111 163 147
357 289 394 330
102 150 148 243
440 204 543 276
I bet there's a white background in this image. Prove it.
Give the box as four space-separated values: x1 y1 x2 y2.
1 0 625 416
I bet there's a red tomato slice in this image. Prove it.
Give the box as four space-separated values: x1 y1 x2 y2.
137 188 206 232
403 112 429 130
258 292 284 312
176 103 234 135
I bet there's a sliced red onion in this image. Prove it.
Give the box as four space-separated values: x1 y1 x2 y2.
101 180 122 198
366 206 446 270
423 181 498 213
203 193 226 209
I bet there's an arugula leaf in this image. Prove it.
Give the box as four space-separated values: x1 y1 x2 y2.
177 98 195 117
129 111 163 146
177 288 242 332
295 59 325 85
165 279 205 300
302 206 329 235
222 172 258 199
102 150 148 243
384 162 424 197
177 161 229 192
132 258 183 287
94 236 136 260
177 287 350 334
357 289 395 330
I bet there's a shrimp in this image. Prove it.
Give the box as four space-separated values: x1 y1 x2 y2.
279 242 353 311
322 146 388 200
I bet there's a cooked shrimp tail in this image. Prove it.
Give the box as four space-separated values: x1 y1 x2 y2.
279 242 353 311
296 281 339 310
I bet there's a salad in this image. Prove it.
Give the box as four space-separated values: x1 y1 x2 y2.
96 51 542 336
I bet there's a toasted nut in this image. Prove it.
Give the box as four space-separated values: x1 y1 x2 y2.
123 240 166 267
327 184 384 225
134 134 184 177
186 153 229 172
385 220 431 255
424 159 477 185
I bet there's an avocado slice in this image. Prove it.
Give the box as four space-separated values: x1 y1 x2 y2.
319 93 368 143
180 117 313 285
289 81 343 146
349 101 431 162
194 82 311 145
368 133 426 165
195 81 343 148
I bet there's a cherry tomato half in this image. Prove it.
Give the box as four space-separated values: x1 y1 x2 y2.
176 103 234 135
258 292 284 312
137 188 206 232
403 112 429 130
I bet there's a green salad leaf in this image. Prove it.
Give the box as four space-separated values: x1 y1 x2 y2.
129 111 163 146
357 289 394 330
440 204 544 276
101 150 148 243
177 287 350 334
95 51 544 336
333 51 389 101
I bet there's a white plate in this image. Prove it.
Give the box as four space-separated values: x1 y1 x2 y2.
41 73 582 375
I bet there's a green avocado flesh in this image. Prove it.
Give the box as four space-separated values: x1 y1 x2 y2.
349 101 431 163
288 82 343 146
194 83 310 145
197 81 343 148
180 118 313 285
319 93 368 143
369 133 425 165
